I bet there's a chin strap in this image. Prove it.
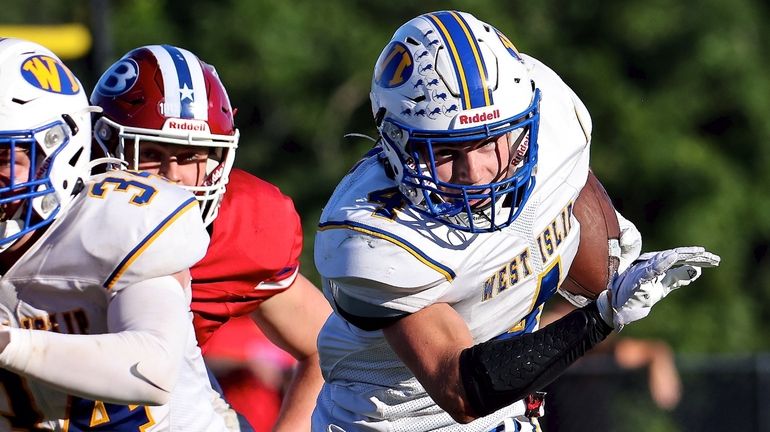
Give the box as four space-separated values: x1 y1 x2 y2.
87 157 127 175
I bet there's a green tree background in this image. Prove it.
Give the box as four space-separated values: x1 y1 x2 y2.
4 0 769 353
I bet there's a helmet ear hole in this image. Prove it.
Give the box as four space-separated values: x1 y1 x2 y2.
95 121 112 141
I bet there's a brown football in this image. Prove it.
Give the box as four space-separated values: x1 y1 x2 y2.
561 171 621 300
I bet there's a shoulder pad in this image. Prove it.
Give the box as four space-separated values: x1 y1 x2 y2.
315 225 448 290
194 169 302 289
23 170 210 291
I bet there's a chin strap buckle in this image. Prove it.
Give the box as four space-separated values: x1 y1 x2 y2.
524 391 546 418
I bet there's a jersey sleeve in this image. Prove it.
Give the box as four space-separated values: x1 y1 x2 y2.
253 192 302 291
104 196 209 292
194 169 302 292
93 173 210 292
231 172 304 292
34 170 211 293
315 226 449 317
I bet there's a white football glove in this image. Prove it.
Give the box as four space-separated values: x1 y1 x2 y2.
616 210 642 273
596 246 720 330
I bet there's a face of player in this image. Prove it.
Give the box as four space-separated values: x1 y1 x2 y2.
431 132 512 205
130 142 209 187
0 147 31 220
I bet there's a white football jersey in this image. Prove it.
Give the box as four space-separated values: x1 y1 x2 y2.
313 55 592 432
0 170 227 431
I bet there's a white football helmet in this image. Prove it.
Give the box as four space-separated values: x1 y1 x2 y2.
370 11 541 233
0 38 92 250
91 45 239 227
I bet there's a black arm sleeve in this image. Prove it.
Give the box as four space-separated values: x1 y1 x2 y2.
459 302 613 417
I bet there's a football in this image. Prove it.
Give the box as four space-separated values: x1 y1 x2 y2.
561 171 621 300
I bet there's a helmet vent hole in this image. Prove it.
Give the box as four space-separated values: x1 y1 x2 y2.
11 98 29 105
405 37 420 46
375 108 386 126
62 113 79 136
410 95 426 103
68 147 84 167
72 178 85 196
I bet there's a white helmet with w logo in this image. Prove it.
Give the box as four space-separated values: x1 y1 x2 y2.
0 38 92 249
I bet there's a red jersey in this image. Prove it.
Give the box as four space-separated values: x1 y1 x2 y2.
191 169 303 350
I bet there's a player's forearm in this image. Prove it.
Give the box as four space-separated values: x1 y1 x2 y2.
0 327 175 405
382 302 477 423
272 352 324 432
0 275 190 405
459 302 613 418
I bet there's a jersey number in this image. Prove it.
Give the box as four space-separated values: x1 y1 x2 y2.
496 258 562 340
67 397 154 431
88 172 158 206
368 187 407 219
534 258 562 309
0 372 154 432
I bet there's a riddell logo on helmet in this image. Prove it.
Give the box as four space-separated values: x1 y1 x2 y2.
162 119 210 133
458 109 500 125
203 162 225 187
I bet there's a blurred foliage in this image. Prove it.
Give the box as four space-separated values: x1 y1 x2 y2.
4 0 770 352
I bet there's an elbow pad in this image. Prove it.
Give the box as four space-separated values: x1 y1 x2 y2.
459 302 612 417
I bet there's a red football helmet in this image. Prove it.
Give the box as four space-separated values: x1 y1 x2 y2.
91 45 239 226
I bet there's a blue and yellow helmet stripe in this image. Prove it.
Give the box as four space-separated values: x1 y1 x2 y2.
425 11 492 110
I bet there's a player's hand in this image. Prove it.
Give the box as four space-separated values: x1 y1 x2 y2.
597 246 720 330
616 210 642 273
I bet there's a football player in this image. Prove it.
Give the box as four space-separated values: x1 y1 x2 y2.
91 45 330 431
0 38 235 431
311 11 720 431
